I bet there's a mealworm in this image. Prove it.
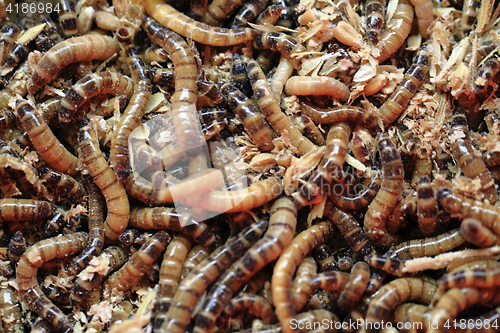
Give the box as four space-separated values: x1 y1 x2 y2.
220 82 275 151
437 259 500 289
58 0 77 37
67 176 105 276
0 286 24 333
222 293 276 324
70 246 128 306
104 231 170 295
376 0 414 63
141 0 258 46
300 99 380 134
45 207 66 236
42 16 62 46
160 220 268 333
8 230 26 262
28 35 119 95
461 217 500 247
15 99 79 176
32 318 54 333
416 176 439 235
37 166 86 204
59 71 134 123
16 232 88 332
379 45 430 127
475 56 500 95
0 109 15 128
247 59 315 156
255 3 283 25
252 32 308 70
310 271 350 291
272 221 333 333
0 60 28 109
199 107 227 140
312 243 336 272
35 31 54 53
153 234 193 329
324 200 376 256
364 134 404 249
1 40 29 77
203 0 244 26
284 76 350 101
0 22 20 63
329 172 382 210
460 0 480 37
271 56 294 103
41 282 71 306
194 197 297 332
78 121 130 241
180 244 209 280
365 0 386 41
291 257 317 312
142 45 169 64
338 261 371 311
231 53 252 97
351 125 375 167
0 198 52 223
109 300 134 327
365 277 437 333
409 0 433 38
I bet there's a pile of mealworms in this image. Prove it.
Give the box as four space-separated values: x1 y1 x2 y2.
1 0 500 331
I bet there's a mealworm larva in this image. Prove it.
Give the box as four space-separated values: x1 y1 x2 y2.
365 277 438 333
70 246 128 306
460 217 500 247
0 286 23 333
32 318 54 333
153 234 193 329
284 76 350 101
59 71 134 123
8 230 26 261
364 134 404 249
329 172 382 210
222 293 276 324
16 232 88 332
78 121 130 241
42 16 62 46
180 244 209 280
161 220 268 333
28 35 119 95
460 0 480 37
199 107 227 140
197 72 224 105
338 262 371 311
194 197 297 332
378 45 430 127
15 99 79 176
104 231 170 295
35 31 54 53
203 0 244 26
142 45 169 64
247 59 315 156
67 176 105 276
312 243 336 272
129 206 217 250
365 0 386 41
231 53 252 97
58 0 77 37
0 22 20 63
410 155 432 189
37 166 86 204
45 207 66 236
0 198 52 223
220 82 275 151
351 125 375 166
140 0 258 46
0 109 15 128
310 271 351 291
271 56 293 103
437 259 500 289
409 0 433 38
255 3 283 25
475 56 500 94
376 0 414 63
416 176 439 235
272 221 333 333
300 99 380 134
291 257 317 312
252 32 308 70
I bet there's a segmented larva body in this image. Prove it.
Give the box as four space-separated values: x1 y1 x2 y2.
338 262 371 311
393 303 429 333
0 22 20 63
194 197 297 332
180 244 209 280
252 32 308 69
59 71 134 123
247 59 315 156
70 246 128 306
8 230 26 261
42 16 62 46
365 277 438 333
437 260 500 289
379 45 430 128
475 57 500 94
272 221 333 333
58 0 78 37
291 257 317 312
310 271 350 291
203 0 243 26
409 0 433 38
416 176 439 235
284 76 350 101
351 125 375 167
28 35 119 95
67 177 105 276
141 0 258 46
37 166 86 204
222 293 276 324
189 0 208 20
364 135 404 249
129 207 217 249
220 82 275 151
451 138 497 204
15 99 79 176
255 3 283 25
105 231 170 294
153 234 193 329
142 45 169 64
365 0 386 41
199 108 227 140
330 172 382 210
460 0 480 37
0 286 24 333
1 40 28 75
78 121 130 241
0 109 15 128
231 53 251 97
45 207 66 236
300 100 380 134
271 56 294 103
460 217 500 247
0 199 52 223
376 0 414 63
410 155 432 189
324 201 376 256
161 220 268 333
16 232 88 332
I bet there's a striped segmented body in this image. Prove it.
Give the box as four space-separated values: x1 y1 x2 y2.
365 0 386 41
417 176 439 235
0 198 52 223
338 262 371 310
461 218 500 247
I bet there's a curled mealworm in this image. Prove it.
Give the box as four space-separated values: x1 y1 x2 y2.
37 166 86 204
252 32 308 70
338 261 371 310
329 172 382 210
28 35 119 95
461 218 500 247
